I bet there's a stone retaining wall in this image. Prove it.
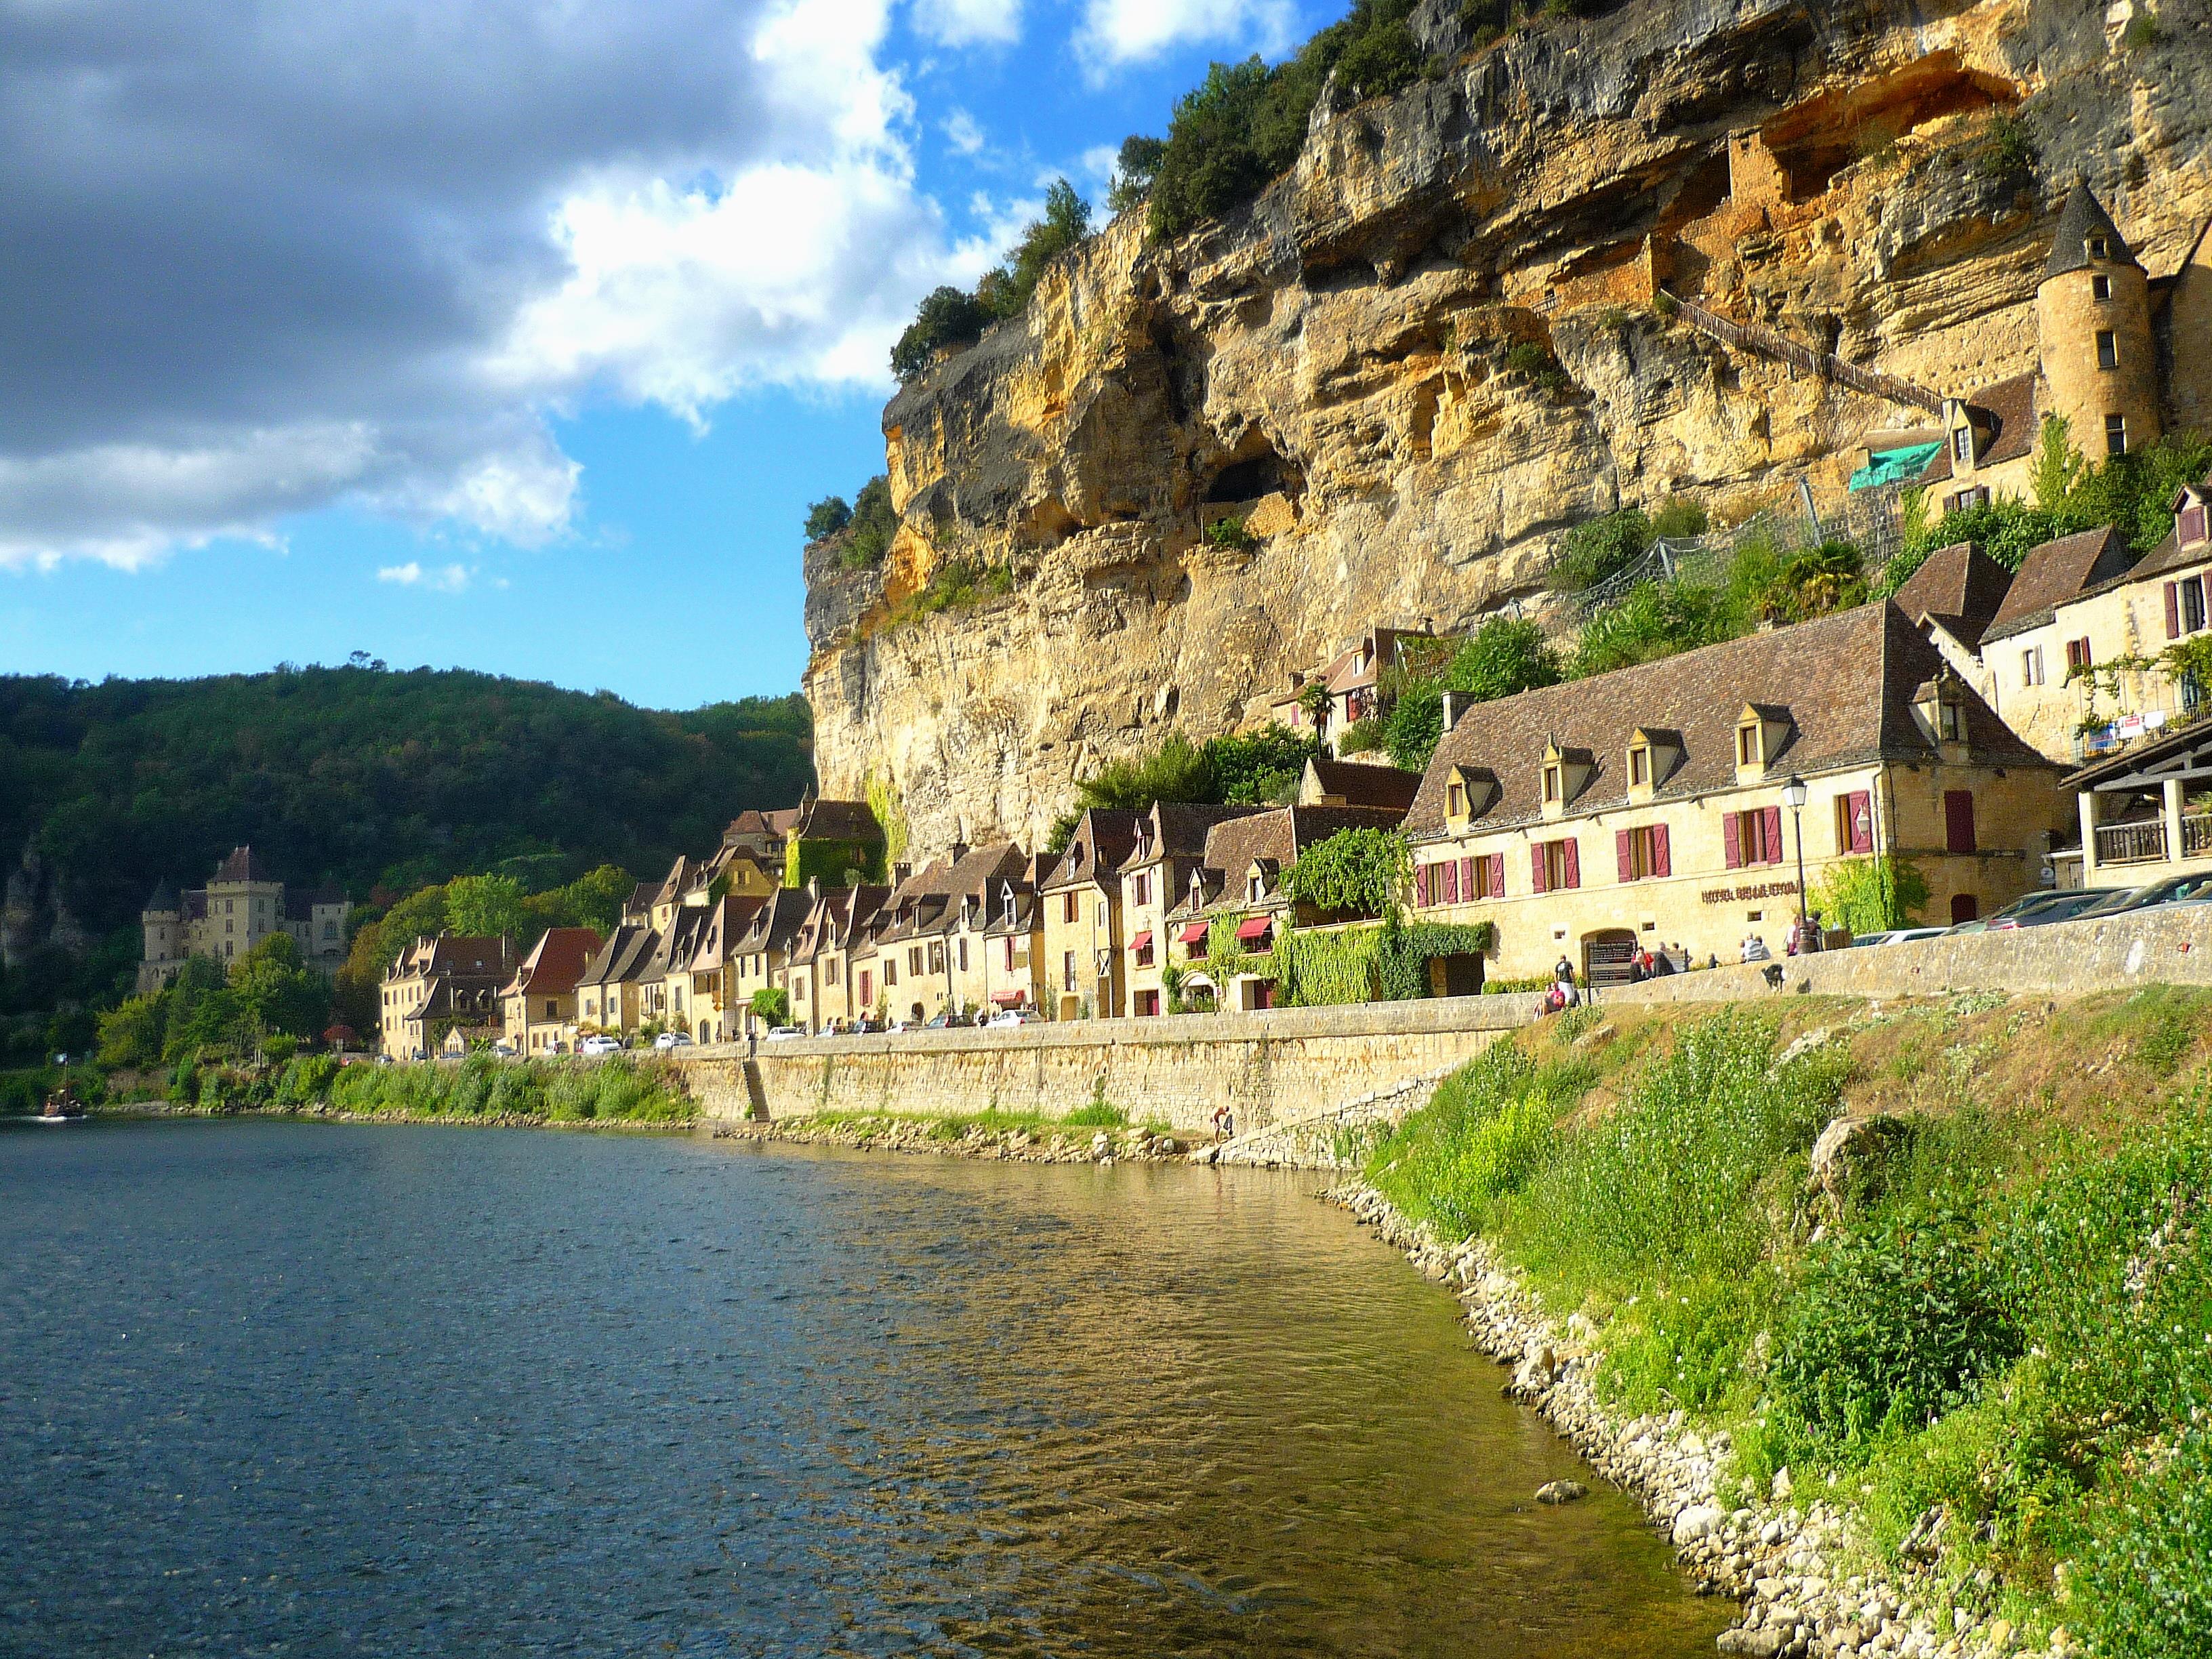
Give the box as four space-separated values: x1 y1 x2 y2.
1595 903 2212 1008
676 997 1540 1131
1206 1068 1456 1170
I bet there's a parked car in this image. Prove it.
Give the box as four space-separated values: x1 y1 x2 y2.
652 1031 693 1050
2075 875 2212 920
987 1007 1040 1027
1992 888 2127 929
850 1017 884 1034
579 1034 623 1056
1851 926 1950 947
764 1025 806 1042
923 1011 962 1029
489 1040 517 1057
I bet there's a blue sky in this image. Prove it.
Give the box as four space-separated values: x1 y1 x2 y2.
1 0 1337 710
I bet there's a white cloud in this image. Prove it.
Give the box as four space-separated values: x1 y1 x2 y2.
944 108 986 155
1077 143 1120 197
1076 0 1296 69
377 560 473 592
0 0 991 573
911 0 1023 47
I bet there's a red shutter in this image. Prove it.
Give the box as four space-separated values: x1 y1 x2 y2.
1617 828 1635 883
1442 859 1460 903
1562 838 1580 890
1849 792 1873 854
1944 790 1977 854
1723 811 1741 869
1415 864 1431 907
1654 824 1671 878
1488 854 1506 899
1763 806 1784 865
1530 844 1549 895
2167 582 2182 640
1460 856 1477 899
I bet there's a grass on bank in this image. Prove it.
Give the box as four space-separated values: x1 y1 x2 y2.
1367 991 2212 1659
806 1099 1143 1145
158 1051 692 1124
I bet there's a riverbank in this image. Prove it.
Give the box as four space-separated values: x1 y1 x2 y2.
708 1109 1194 1164
83 1099 694 1134
1347 989 2212 1659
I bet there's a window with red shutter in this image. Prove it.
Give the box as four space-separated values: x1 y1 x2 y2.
1617 829 1634 883
1530 844 1548 895
1851 792 1873 854
1944 790 1976 854
2167 582 2183 640
1460 855 1477 898
1763 806 1784 865
1415 864 1431 907
1561 838 1580 889
1654 823 1671 878
1442 859 1459 903
1488 854 1505 899
1723 812 1741 869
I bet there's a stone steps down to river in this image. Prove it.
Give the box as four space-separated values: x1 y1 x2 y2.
1329 1183 2068 1659
1193 1067 1459 1171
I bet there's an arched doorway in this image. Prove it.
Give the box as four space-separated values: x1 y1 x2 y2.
1582 929 1640 989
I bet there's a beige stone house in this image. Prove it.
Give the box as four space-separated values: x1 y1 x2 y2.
1406 603 2068 980
1037 810 1140 1020
498 926 602 1055
1118 803 1267 1017
2066 713 2212 888
575 923 659 1037
981 861 1048 1015
379 933 516 1061
140 846 351 993
727 888 814 1031
1266 627 1440 754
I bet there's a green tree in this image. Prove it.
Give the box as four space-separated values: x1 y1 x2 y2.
804 495 853 539
1107 135 1166 213
444 873 527 940
749 987 790 1026
230 933 329 1042
842 476 898 568
524 864 632 936
891 285 994 382
1555 508 1652 591
979 179 1091 318
1446 615 1560 702
96 994 168 1069
1383 680 1446 771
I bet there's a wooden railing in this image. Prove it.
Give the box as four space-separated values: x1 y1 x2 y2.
2184 814 2212 859
2096 821 2169 865
1669 298 1946 414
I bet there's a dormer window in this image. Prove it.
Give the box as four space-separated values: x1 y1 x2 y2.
1248 874 1264 903
1952 427 1973 466
2182 503 2209 548
1542 762 1563 804
2089 234 2110 260
1447 778 1467 817
1736 706 1790 775
1736 723 1759 767
1627 743 1650 787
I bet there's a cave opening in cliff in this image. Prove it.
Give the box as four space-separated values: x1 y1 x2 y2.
1206 449 1286 504
1761 52 2020 202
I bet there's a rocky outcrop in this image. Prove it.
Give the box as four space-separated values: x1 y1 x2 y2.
805 0 2212 855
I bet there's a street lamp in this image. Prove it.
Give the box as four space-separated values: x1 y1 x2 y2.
1782 773 1811 949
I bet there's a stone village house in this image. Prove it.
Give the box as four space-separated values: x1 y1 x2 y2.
498 926 602 1057
1404 603 2066 982
380 933 516 1061
1118 804 1280 1018
1036 810 1141 1021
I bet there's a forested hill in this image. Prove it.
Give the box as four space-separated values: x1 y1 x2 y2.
1 666 814 939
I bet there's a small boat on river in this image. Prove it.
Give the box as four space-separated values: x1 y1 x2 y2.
37 1086 86 1123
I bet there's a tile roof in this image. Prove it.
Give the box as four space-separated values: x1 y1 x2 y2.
1919 372 2038 484
1121 802 1267 870
2045 182 2137 279
1890 541 2015 647
1404 601 2055 836
1302 756 1422 812
144 880 179 914
1197 804 1408 882
1041 809 1142 890
503 926 605 998
1984 526 2135 640
209 846 276 884
577 923 660 988
734 888 813 956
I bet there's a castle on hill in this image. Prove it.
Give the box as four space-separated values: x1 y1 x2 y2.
138 846 350 994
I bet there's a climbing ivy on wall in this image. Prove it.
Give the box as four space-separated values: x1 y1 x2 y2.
783 837 884 889
1269 919 1498 1006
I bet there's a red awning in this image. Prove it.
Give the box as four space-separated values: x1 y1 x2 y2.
1128 930 1153 951
1179 922 1208 945
1236 916 1273 943
991 990 1027 1005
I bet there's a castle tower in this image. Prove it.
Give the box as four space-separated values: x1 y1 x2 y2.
2036 182 2162 462
138 881 182 994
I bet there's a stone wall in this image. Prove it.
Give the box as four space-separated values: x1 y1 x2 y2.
1599 901 2212 1006
1208 1067 1457 1171
678 997 1539 1131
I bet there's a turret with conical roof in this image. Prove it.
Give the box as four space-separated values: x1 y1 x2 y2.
2037 181 2161 463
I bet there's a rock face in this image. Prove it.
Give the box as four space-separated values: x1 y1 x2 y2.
804 0 2212 855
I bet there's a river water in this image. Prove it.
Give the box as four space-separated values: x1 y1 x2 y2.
0 1120 1729 1658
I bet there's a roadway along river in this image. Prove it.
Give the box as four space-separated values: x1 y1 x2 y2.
0 1119 1731 1658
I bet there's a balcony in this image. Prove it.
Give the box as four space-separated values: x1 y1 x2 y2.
2095 821 2168 866
2186 813 2212 859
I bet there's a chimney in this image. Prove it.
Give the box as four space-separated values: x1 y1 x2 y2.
1441 691 1472 733
893 861 913 886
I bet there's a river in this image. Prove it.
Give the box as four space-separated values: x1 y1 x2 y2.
0 1119 1729 1657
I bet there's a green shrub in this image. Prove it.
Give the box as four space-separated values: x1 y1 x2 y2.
1336 717 1386 755
1555 508 1652 591
1382 678 1445 769
1975 111 2038 179
1504 340 1569 390
1206 514 1256 550
1071 726 1317 814
804 495 852 540
1281 829 1410 919
1650 497 1708 539
2122 11 2164 49
839 476 897 569
1572 577 1740 676
1445 614 1560 701
750 987 790 1027
1770 1206 2022 1452
1811 857 1929 936
2076 1422 2212 1658
1062 1100 1128 1128
890 287 993 383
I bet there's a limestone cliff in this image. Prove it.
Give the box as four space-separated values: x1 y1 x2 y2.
804 0 2212 855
